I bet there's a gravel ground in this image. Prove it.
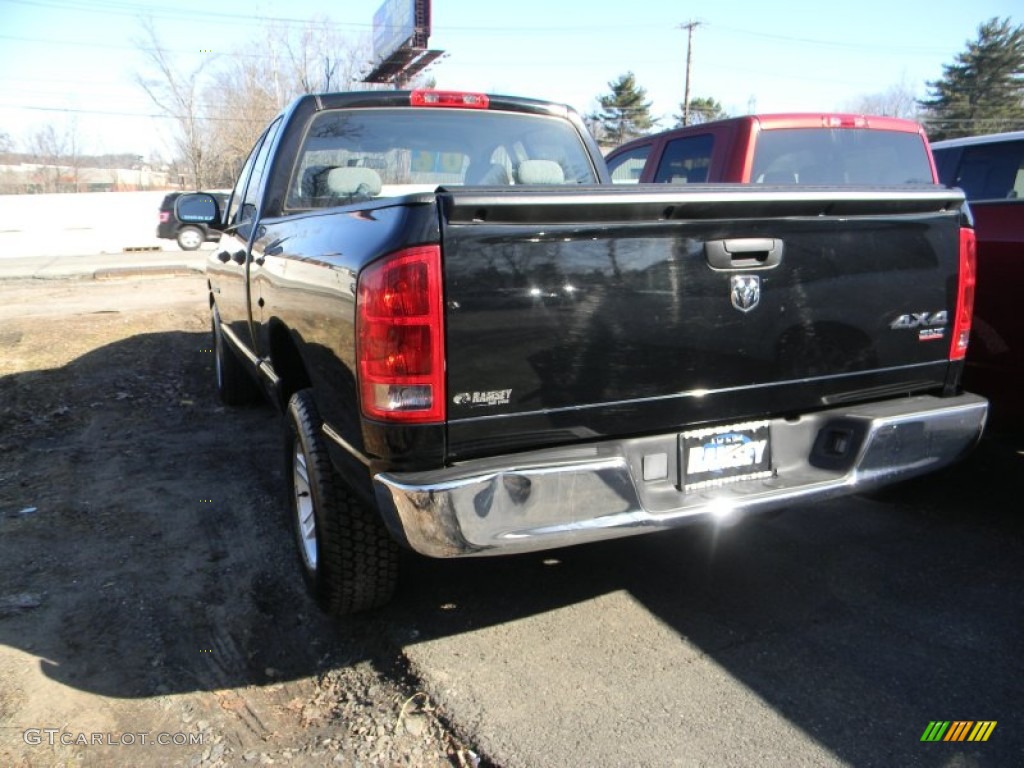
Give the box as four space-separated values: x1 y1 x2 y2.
0 274 484 768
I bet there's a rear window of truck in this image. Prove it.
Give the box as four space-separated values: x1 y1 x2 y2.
751 128 934 185
287 107 597 209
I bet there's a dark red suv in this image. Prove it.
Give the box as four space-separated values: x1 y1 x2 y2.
931 132 1024 430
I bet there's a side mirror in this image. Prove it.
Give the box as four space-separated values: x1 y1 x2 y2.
175 193 222 229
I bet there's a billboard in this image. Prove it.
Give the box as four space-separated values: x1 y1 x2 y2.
373 0 428 63
365 0 440 85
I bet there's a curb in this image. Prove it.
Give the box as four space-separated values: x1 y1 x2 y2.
93 265 204 279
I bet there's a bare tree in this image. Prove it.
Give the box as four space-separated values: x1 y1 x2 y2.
202 60 279 187
26 124 68 192
284 17 340 94
63 116 85 191
135 15 378 188
0 131 17 194
134 17 213 189
277 19 376 96
202 20 377 186
845 77 921 119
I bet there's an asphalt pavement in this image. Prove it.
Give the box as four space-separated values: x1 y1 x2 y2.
0 249 210 280
382 432 1023 767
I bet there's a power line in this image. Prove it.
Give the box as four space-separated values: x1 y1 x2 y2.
0 0 373 30
1 0 653 33
0 32 365 60
711 22 954 55
0 102 269 122
0 0 685 32
0 0 965 49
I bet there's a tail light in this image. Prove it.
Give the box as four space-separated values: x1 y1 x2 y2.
950 227 977 360
159 211 170 222
822 115 868 129
357 245 445 423
410 90 489 109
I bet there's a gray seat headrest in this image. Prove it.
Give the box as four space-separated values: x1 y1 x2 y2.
326 167 383 197
516 160 565 185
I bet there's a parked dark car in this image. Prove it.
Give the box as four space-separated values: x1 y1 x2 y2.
931 131 1024 429
157 191 226 250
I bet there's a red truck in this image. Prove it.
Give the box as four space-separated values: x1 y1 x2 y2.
605 113 937 186
931 131 1024 430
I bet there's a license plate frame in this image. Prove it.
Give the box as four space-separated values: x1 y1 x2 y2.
680 420 773 491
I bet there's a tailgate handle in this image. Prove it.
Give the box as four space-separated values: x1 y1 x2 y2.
705 238 783 270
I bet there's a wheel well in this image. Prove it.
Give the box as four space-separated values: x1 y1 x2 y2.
267 320 312 410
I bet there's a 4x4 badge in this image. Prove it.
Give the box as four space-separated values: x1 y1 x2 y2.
731 275 760 313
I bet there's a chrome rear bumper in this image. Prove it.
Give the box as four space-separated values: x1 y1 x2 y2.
373 393 987 557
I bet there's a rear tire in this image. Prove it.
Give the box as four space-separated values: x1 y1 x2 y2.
176 225 204 250
285 389 398 616
212 311 259 406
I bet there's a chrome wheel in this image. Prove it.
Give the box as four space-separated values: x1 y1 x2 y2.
292 439 318 572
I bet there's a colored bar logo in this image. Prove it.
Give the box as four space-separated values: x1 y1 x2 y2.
921 721 997 742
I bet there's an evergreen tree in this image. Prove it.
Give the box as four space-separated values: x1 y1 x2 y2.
592 72 656 145
919 17 1024 140
675 97 727 127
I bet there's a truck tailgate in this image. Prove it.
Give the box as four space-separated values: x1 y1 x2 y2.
440 185 966 460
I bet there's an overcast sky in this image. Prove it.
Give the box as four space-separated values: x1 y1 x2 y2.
0 0 1019 158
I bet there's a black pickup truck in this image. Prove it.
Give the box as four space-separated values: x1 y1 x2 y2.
177 90 987 616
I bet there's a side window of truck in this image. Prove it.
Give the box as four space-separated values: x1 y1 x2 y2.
653 135 714 183
224 118 283 232
241 118 283 221
607 145 651 184
225 139 262 229
952 141 1024 201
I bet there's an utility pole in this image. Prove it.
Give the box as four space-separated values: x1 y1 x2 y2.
679 20 702 126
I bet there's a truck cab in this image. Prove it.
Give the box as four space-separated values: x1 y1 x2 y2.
605 113 938 186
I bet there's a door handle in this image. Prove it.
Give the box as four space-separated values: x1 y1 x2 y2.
231 250 247 265
705 238 783 270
